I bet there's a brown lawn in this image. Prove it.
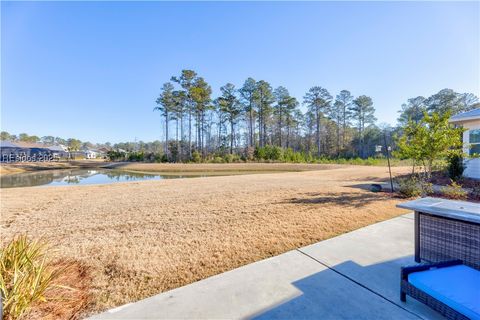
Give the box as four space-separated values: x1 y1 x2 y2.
0 164 412 317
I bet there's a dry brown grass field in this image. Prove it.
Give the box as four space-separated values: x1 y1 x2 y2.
0 164 412 317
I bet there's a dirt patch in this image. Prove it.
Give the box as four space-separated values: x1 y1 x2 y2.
1 165 412 316
21 259 92 320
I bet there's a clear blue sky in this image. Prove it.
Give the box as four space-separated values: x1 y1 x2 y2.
2 1 479 143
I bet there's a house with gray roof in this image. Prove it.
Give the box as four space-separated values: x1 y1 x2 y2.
0 141 53 162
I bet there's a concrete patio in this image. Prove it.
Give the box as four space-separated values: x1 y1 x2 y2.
90 213 444 319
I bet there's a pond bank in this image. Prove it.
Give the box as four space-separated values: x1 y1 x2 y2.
0 161 343 176
0 160 107 175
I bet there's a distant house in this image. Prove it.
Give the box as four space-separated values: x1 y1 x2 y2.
47 145 69 159
84 150 98 159
450 108 480 179
97 147 110 158
0 141 53 162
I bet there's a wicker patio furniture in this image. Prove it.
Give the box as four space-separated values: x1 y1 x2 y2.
400 260 480 320
397 198 480 319
397 197 480 269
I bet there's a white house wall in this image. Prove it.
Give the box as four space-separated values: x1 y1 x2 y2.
463 121 480 179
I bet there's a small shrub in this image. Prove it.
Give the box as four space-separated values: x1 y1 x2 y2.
395 176 421 198
447 154 464 181
441 181 468 200
244 146 255 161
419 180 434 196
253 147 266 160
223 154 235 163
212 156 224 163
192 151 202 163
0 235 72 319
265 145 283 161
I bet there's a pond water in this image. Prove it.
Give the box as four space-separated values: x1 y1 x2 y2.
0 169 209 188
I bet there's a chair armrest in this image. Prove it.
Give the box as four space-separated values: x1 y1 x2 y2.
401 260 463 281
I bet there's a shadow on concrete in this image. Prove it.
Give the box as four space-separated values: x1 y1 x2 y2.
250 256 435 320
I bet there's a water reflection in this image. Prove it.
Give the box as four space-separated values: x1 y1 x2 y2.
0 169 199 188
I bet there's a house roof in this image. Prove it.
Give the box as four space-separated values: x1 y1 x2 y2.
0 141 20 148
13 141 48 149
449 108 480 124
47 145 67 152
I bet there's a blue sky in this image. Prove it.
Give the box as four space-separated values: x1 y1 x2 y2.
2 1 479 143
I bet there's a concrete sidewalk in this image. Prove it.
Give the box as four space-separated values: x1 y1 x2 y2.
90 214 444 320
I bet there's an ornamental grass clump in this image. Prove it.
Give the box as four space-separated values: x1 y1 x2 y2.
0 235 71 320
441 181 468 200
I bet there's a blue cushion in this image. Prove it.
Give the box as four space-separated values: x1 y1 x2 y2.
409 265 480 320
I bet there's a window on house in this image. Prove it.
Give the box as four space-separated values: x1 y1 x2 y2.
469 129 480 156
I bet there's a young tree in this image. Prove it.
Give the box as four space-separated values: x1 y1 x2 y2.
395 112 464 178
217 83 242 154
350 95 376 157
239 78 258 147
303 86 332 157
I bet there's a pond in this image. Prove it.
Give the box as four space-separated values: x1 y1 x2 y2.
0 169 209 188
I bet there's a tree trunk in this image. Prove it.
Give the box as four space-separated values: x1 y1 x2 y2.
165 111 169 160
195 112 199 151
286 115 290 149
230 118 234 154
258 105 263 147
176 118 179 162
316 108 321 157
278 109 282 148
217 117 222 148
179 115 183 162
201 111 205 158
188 108 192 159
249 105 254 147
336 123 340 156
342 107 347 150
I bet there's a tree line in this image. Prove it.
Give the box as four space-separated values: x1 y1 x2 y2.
153 69 478 162
1 73 477 162
155 70 379 162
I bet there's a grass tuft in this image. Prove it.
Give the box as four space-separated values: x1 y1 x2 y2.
0 235 72 320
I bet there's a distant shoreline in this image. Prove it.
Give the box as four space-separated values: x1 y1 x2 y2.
0 161 392 177
0 160 107 176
